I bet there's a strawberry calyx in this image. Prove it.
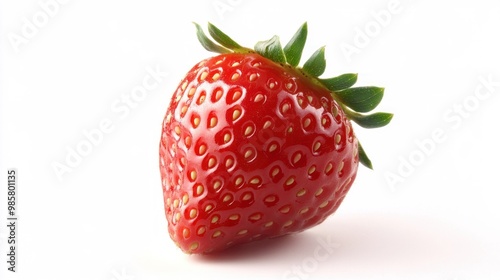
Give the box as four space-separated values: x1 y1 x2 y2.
193 22 393 169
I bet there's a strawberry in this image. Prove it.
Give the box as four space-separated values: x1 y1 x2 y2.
159 22 392 254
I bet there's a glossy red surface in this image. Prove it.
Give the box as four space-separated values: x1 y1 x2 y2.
160 52 358 254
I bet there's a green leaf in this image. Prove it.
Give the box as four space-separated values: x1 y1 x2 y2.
335 86 384 113
302 46 326 77
193 22 231 54
320 73 358 91
254 35 286 64
207 22 243 50
283 22 308 67
357 142 373 169
349 112 393 128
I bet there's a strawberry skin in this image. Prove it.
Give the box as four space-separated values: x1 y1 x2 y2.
160 52 357 253
159 23 391 254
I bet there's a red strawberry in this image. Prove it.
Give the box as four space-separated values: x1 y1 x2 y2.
159 23 392 254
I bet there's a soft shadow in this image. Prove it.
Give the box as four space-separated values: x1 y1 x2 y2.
191 231 319 263
191 212 483 271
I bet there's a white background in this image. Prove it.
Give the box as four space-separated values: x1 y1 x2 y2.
1 0 500 279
